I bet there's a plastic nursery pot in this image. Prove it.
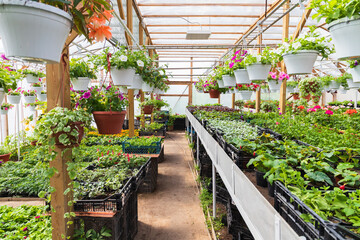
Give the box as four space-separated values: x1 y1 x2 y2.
282 50 318 75
347 78 360 89
209 89 220 98
142 82 154 92
0 153 10 163
222 75 236 87
93 111 126 134
53 121 85 148
238 91 253 100
0 0 72 63
217 79 225 88
350 65 360 83
25 74 39 84
267 81 282 92
246 64 271 81
71 77 91 91
234 69 251 84
328 18 360 60
128 74 143 90
110 68 136 86
267 180 275 197
23 95 36 104
7 95 21 104
142 105 154 114
255 170 267 187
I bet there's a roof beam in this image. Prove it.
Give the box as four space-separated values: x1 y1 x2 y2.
149 32 243 35
147 24 298 27
138 3 272 7
168 81 193 85
143 15 260 18
291 3 313 40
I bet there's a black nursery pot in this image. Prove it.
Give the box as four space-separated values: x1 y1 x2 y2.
267 180 275 197
255 170 267 187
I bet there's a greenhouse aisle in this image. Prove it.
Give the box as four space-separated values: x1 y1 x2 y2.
135 131 210 240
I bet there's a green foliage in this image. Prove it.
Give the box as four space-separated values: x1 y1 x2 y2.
70 58 97 80
299 77 323 97
140 122 164 132
22 69 45 78
245 47 278 66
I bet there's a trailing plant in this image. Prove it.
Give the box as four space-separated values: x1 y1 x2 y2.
245 47 278 66
70 58 97 80
0 103 13 111
267 71 290 84
22 69 45 78
22 90 36 96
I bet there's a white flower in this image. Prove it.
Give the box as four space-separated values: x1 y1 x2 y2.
256 55 262 63
292 42 302 50
120 55 128 62
307 37 316 42
137 60 144 67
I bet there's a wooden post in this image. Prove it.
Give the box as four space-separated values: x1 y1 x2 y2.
189 57 193 105
218 94 221 104
150 93 154 123
139 22 145 129
4 96 9 137
127 0 135 137
256 35 262 113
279 0 290 114
321 92 326 106
232 93 235 109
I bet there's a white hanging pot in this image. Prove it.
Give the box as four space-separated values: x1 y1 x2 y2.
37 93 47 101
142 82 154 92
25 74 38 84
267 81 282 92
328 81 340 89
0 0 72 63
0 109 9 115
71 77 90 91
238 91 253 100
222 75 236 87
347 78 360 89
7 95 21 104
350 65 360 83
328 18 360 60
27 105 37 111
31 86 43 93
261 88 269 94
337 86 348 94
23 95 36 103
153 88 165 94
133 89 140 95
110 68 136 86
286 86 295 93
234 69 251 84
0 88 5 104
128 74 143 90
217 79 225 88
246 64 271 81
282 50 318 75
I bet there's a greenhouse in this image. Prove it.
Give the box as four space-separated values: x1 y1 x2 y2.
0 0 360 239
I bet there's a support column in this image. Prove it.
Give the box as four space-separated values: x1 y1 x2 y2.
127 0 135 137
212 163 216 218
4 96 9 137
256 35 262 113
218 95 220 104
150 93 154 123
232 93 235 109
189 57 193 105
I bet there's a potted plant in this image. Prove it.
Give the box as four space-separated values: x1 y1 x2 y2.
7 88 22 104
310 0 360 60
205 78 225 99
277 26 334 75
37 90 47 101
286 79 298 93
229 50 250 84
31 83 43 93
22 90 37 104
22 69 45 84
234 100 245 109
140 99 155 114
0 63 20 104
245 47 276 81
26 102 38 112
0 1 113 63
267 72 289 92
338 72 360 89
0 102 13 115
35 107 91 148
349 60 360 83
69 58 97 91
129 50 150 90
213 67 225 88
236 83 259 100
221 63 236 87
76 85 128 134
299 77 322 102
0 146 11 163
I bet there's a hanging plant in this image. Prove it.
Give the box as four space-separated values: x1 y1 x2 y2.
299 77 322 101
0 103 14 115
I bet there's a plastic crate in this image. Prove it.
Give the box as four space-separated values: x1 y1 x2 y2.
138 157 158 193
122 138 162 154
226 143 254 170
227 199 254 240
134 158 151 190
324 224 360 240
139 127 166 137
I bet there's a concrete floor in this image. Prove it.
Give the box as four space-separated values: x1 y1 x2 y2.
135 131 210 240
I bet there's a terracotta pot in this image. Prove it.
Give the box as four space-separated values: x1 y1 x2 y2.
293 93 300 100
204 90 209 93
0 153 11 163
312 96 320 103
143 105 154 114
209 89 220 98
93 111 126 134
303 94 311 101
53 121 85 148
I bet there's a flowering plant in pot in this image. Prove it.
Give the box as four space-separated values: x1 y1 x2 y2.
267 72 289 92
349 60 360 83
310 0 360 60
31 82 44 93
21 69 45 84
7 88 22 104
299 77 322 102
0 62 20 104
37 90 47 101
204 77 227 98
228 50 250 84
34 107 91 148
245 47 277 81
69 58 97 91
0 102 13 115
76 85 128 134
221 61 236 87
236 83 258 100
130 50 152 90
195 77 206 93
22 89 37 104
286 80 298 93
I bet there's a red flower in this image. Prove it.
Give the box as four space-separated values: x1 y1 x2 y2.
339 185 345 190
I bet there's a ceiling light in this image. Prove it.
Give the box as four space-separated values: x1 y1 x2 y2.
186 30 211 40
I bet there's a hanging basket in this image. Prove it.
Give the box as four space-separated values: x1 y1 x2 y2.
267 81 282 92
337 86 348 94
347 78 360 89
209 89 220 98
142 105 154 114
246 64 271 81
53 121 85 148
128 74 143 90
0 109 9 115
71 77 91 91
93 111 126 134
110 68 136 86
234 69 251 84
25 74 38 84
222 75 236 87
217 79 225 88
282 50 318 75
293 93 300 100
7 95 21 104
23 95 36 104
350 65 360 83
238 91 253 100
0 1 72 63
31 86 43 93
0 88 5 104
28 105 37 111
142 82 154 92
37 93 47 101
328 18 360 60
328 81 340 90
286 86 295 93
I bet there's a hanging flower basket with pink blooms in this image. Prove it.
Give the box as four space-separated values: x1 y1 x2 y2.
266 72 289 92
0 103 13 115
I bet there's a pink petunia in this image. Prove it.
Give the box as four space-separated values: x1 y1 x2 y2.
229 62 234 68
231 55 237 61
325 110 333 115
314 105 321 109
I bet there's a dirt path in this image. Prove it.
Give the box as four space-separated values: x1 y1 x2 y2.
135 131 210 240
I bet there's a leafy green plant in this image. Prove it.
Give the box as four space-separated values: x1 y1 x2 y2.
22 90 36 96
140 122 164 132
70 58 97 80
22 69 45 78
245 47 278 66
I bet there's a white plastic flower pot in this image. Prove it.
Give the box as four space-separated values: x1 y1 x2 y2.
261 88 269 94
282 50 318 75
28 105 37 111
217 79 225 88
0 0 72 63
328 18 360 60
142 82 154 92
71 77 90 91
286 86 295 93
153 89 164 94
222 75 236 87
328 81 340 90
337 86 348 94
128 74 143 90
133 89 140 95
0 88 5 104
7 95 21 104
23 95 36 104
267 81 282 92
350 65 360 83
37 93 47 101
0 109 9 115
347 78 360 89
238 91 253 100
234 69 251 84
246 64 271 81
110 68 136 86
31 86 43 93
25 74 38 84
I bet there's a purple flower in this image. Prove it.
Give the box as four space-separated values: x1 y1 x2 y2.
1 54 9 61
106 85 112 90
75 102 79 108
82 91 91 99
235 59 242 63
23 227 28 231
355 60 359 66
231 55 237 61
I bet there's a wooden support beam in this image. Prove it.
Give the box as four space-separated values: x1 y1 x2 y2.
128 89 135 137
150 93 154 123
218 94 221 104
143 15 260 18
291 6 312 40
140 90 145 128
149 32 244 35
147 24 297 28
256 35 262 113
127 0 135 137
232 93 235 109
189 57 193 105
168 81 193 85
160 94 189 97
4 96 8 137
139 24 144 46
279 0 290 114
126 0 133 46
138 3 273 7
